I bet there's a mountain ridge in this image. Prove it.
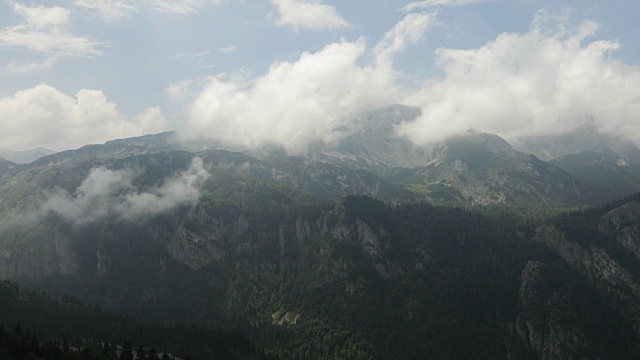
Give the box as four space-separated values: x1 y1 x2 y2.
3 115 640 357
0 147 56 164
10 106 640 209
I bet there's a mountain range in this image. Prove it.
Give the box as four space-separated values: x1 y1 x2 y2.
4 105 639 209
0 147 56 164
2 105 640 359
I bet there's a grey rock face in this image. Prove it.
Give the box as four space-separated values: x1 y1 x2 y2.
518 261 588 360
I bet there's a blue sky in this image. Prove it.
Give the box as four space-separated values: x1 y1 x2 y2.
1 0 640 152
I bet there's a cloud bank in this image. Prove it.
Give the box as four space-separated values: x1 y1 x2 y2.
6 7 640 154
181 39 395 153
38 157 209 224
0 84 169 151
397 12 640 146
179 13 434 153
182 38 392 152
402 0 495 12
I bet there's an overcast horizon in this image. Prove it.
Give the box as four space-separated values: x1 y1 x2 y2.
2 0 640 152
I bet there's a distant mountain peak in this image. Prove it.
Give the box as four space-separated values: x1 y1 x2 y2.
308 104 428 173
443 131 520 158
513 125 640 162
0 147 56 164
421 131 522 169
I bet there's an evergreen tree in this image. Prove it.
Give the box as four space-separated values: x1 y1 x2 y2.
13 324 22 337
63 338 70 355
136 345 146 360
120 341 133 360
102 343 111 359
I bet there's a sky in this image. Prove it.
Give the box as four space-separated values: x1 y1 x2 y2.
1 0 640 152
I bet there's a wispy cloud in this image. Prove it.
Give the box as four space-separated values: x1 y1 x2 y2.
166 79 195 101
402 0 495 12
75 0 224 20
13 3 70 29
37 157 209 225
374 12 437 66
148 0 205 15
176 50 211 58
4 56 60 73
218 45 237 54
0 3 103 68
270 0 350 31
75 0 138 22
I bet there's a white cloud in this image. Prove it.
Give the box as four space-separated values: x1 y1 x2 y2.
117 157 209 219
148 0 205 15
218 45 237 54
178 13 436 153
402 0 494 12
0 4 102 71
166 80 195 101
180 38 399 153
374 12 437 66
38 157 209 224
398 12 640 146
176 50 210 58
75 0 138 22
270 0 350 31
0 84 170 151
75 0 224 19
13 3 70 29
4 56 59 73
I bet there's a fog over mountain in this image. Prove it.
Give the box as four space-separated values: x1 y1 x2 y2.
5 157 209 227
513 124 640 162
0 147 55 164
38 157 209 224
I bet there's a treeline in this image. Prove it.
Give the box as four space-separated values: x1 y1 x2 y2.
0 323 176 360
0 281 273 360
0 321 274 360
